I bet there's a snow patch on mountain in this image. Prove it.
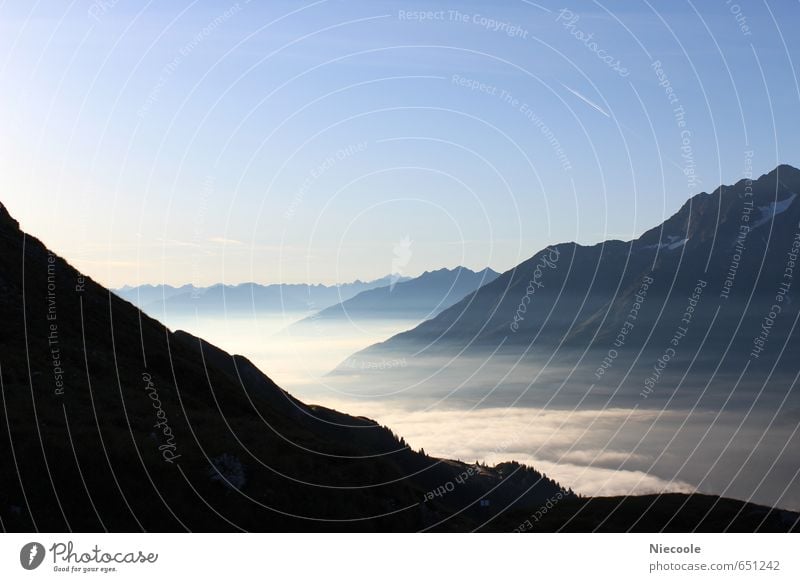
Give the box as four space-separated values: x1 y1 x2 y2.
643 234 689 251
667 237 689 250
752 193 797 229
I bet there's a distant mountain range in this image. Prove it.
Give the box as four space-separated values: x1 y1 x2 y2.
292 267 499 326
341 164 800 379
115 276 408 318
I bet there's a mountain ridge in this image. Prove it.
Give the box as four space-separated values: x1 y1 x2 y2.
341 164 800 365
2 186 797 531
115 275 410 317
293 265 500 325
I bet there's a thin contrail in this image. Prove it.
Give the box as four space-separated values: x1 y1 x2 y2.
561 83 611 117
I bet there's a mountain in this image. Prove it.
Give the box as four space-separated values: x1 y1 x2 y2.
340 165 800 374
114 283 199 308
489 494 799 532
293 267 499 325
0 200 569 531
1 198 795 531
327 166 800 514
115 276 408 319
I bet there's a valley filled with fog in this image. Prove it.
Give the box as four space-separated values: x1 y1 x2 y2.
158 309 800 512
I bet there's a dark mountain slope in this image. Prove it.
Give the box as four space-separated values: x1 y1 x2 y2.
0 201 566 532
488 494 799 533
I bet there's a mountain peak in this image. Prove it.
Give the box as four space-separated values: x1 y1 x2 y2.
772 162 800 176
0 201 20 231
635 163 800 249
419 266 498 278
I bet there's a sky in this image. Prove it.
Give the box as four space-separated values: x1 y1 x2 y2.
1 0 799 287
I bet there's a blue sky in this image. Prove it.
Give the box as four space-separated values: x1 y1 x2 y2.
1 0 798 287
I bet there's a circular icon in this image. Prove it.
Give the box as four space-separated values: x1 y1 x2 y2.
20 542 45 570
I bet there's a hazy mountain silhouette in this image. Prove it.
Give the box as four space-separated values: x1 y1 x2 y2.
116 276 408 319
341 165 800 375
115 283 199 308
293 267 499 326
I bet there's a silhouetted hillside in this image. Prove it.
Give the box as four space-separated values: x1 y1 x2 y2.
487 494 799 532
0 201 565 532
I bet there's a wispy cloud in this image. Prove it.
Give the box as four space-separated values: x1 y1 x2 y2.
208 236 245 246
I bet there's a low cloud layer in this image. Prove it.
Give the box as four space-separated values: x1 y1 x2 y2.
310 401 797 507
